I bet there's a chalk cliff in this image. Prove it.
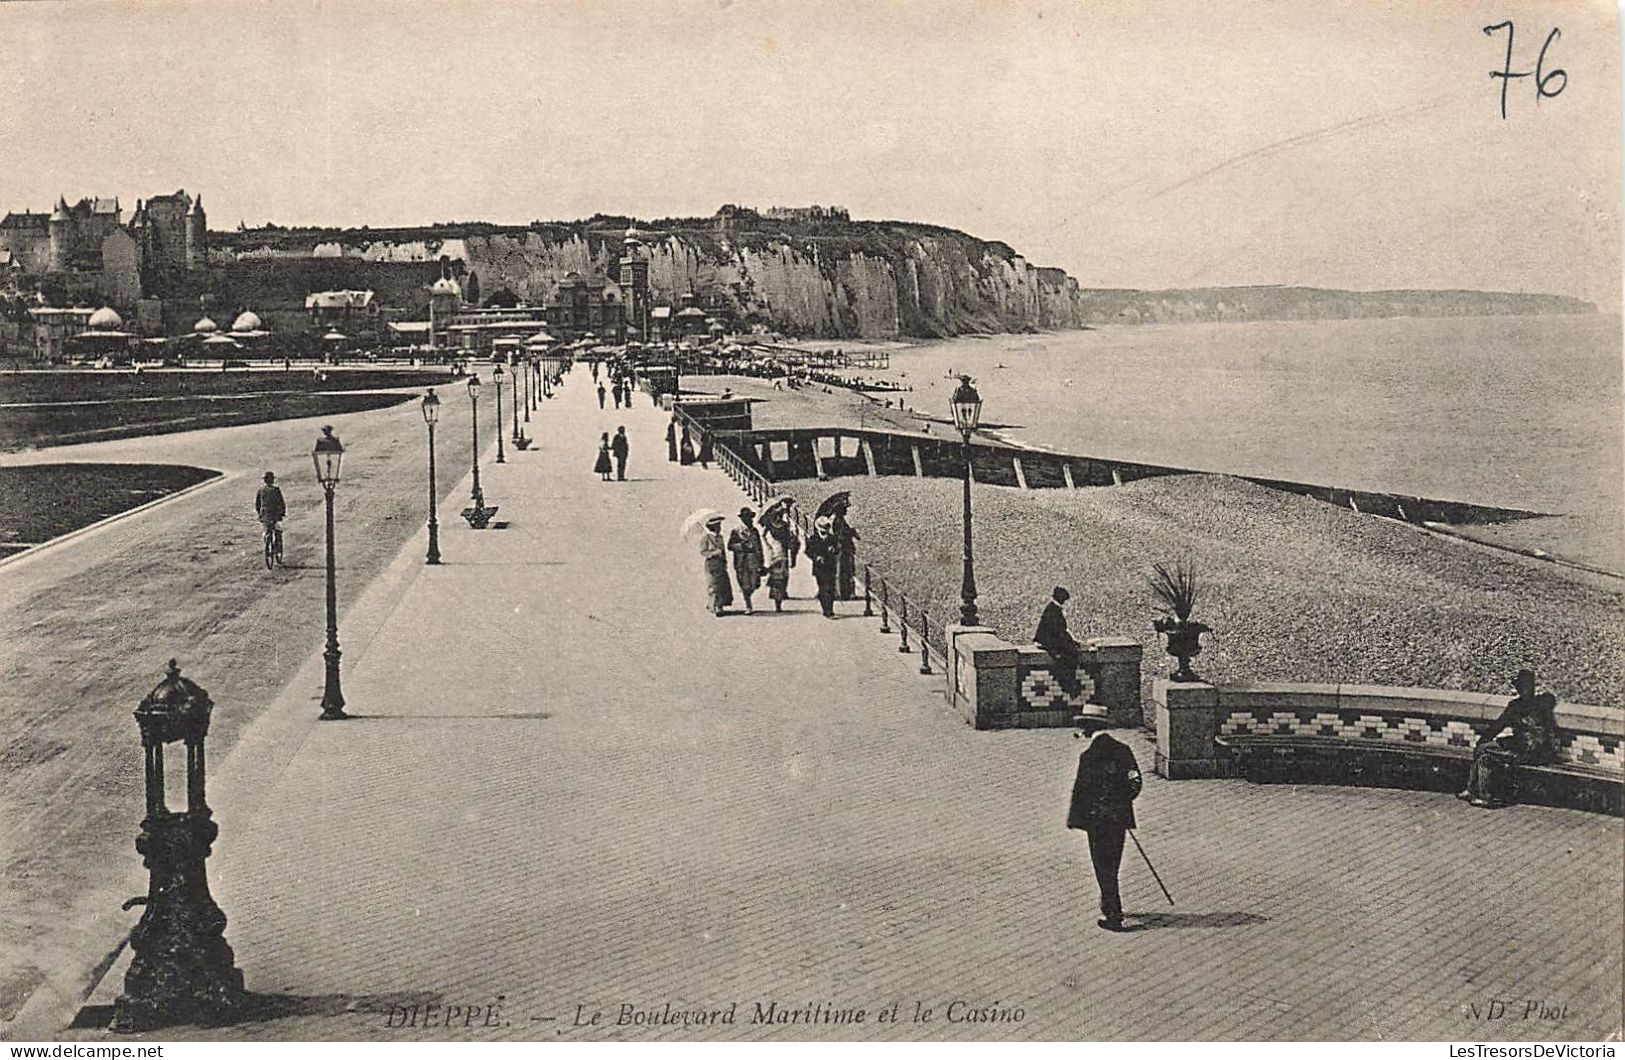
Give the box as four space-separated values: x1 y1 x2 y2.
203 213 1086 339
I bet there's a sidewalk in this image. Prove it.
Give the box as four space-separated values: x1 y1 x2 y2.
58 371 1623 1042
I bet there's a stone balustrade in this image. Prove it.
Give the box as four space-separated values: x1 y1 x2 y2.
945 625 1143 730
1153 678 1623 813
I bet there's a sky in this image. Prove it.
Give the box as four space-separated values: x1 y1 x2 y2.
0 0 1618 306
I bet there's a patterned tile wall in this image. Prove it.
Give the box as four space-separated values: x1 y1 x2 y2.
1018 660 1096 712
1219 705 1624 774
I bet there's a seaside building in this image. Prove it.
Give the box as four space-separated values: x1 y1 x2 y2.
26 306 96 361
543 271 626 342
306 289 380 341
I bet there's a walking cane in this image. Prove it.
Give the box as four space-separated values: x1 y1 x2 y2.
1128 829 1175 906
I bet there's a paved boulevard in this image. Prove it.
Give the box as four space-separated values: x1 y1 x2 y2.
5 371 1619 1041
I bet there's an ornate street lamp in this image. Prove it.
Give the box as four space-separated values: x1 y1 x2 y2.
312 425 347 719
113 661 245 1032
949 375 983 627
463 374 493 528
422 389 442 565
493 363 506 463
510 361 522 443
522 357 532 423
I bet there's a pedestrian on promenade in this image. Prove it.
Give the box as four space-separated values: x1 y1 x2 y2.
805 516 839 618
1459 668 1560 808
591 360 600 383
594 433 614 481
1067 706 1142 932
697 429 714 469
728 507 765 614
680 423 696 465
761 506 797 612
597 382 607 409
666 417 679 462
612 381 622 409
833 506 860 600
1036 587 1085 698
700 514 733 616
612 426 630 481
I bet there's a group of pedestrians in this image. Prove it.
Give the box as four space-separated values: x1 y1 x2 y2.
597 378 635 409
594 426 630 482
666 413 714 469
697 501 800 616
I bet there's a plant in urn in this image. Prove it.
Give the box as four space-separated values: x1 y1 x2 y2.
1149 559 1209 683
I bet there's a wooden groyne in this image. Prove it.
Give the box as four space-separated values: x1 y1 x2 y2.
672 398 1545 527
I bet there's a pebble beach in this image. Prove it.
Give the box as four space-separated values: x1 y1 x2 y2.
780 472 1625 709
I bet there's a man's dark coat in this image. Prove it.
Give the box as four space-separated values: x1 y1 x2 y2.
1067 732 1141 833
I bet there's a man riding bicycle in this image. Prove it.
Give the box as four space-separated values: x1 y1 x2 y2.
255 471 286 566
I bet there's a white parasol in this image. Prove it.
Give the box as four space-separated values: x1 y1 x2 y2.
680 508 723 539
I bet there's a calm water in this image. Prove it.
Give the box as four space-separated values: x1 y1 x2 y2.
881 315 1623 522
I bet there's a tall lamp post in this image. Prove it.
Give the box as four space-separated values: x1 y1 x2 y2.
313 425 347 719
949 375 983 627
522 357 532 423
510 362 522 443
468 374 485 511
493 363 506 463
422 389 442 565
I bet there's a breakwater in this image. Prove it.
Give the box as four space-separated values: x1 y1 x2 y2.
672 398 1544 528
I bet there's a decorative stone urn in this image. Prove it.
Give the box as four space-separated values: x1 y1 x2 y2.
1154 617 1211 683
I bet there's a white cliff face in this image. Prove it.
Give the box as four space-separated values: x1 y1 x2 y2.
461 230 1084 338
208 224 1088 338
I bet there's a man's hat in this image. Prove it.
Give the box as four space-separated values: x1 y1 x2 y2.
1511 668 1536 688
1054 586 1070 599
1072 703 1109 731
739 506 755 519
705 514 725 526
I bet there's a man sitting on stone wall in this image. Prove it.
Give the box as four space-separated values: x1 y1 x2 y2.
1036 586 1086 698
1459 668 1560 808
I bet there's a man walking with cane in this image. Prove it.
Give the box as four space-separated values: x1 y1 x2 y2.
1067 705 1143 932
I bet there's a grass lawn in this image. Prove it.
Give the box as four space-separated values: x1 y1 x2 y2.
781 473 1625 709
0 366 450 405
0 463 221 550
0 391 416 450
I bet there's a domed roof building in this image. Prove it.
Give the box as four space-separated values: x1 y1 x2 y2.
429 276 462 297
193 316 217 334
87 306 123 330
231 310 263 333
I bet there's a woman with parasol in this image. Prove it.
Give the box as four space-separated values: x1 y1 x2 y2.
815 491 861 600
682 510 733 616
760 497 798 612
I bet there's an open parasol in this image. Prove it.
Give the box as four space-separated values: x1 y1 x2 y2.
814 491 851 519
680 508 724 539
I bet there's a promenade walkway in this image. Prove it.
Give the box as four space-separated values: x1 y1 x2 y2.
48 372 1622 1042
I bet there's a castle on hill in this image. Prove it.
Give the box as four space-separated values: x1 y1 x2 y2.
0 189 207 305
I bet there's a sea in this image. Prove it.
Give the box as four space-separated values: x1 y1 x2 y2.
874 314 1622 532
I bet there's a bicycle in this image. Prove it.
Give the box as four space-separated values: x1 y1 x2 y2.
262 522 284 569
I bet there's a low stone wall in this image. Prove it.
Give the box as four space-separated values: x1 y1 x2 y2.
1154 678 1624 784
946 624 1143 730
